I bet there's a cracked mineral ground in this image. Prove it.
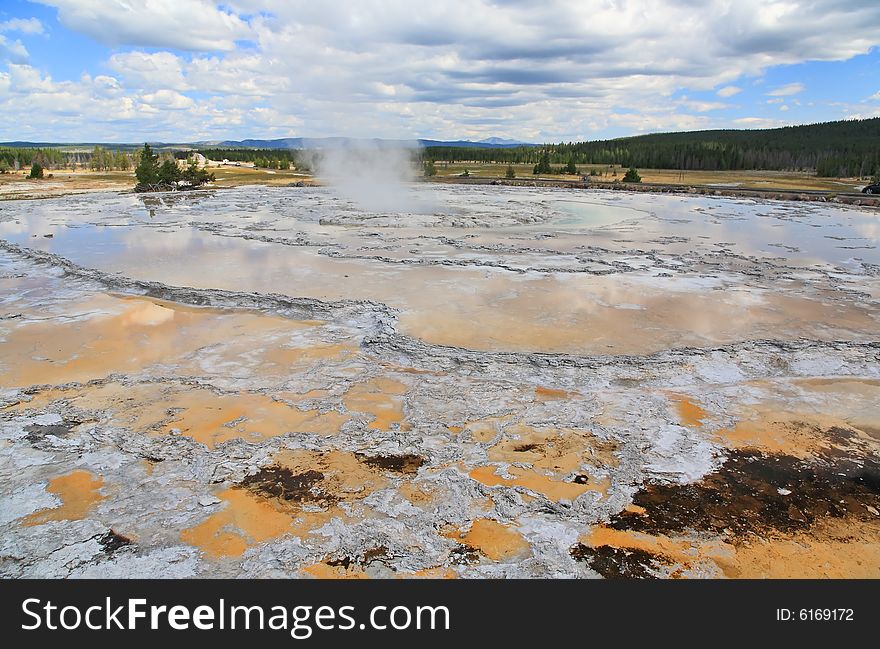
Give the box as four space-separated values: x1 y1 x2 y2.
1 184 878 578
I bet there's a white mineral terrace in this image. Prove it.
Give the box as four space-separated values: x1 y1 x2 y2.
1 184 878 578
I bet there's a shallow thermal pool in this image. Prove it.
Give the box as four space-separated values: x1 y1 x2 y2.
2 183 879 580
1 184 877 354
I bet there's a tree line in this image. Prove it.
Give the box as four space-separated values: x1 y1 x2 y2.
0 146 134 172
4 116 876 179
0 147 68 172
88 146 132 171
420 117 880 178
196 148 298 169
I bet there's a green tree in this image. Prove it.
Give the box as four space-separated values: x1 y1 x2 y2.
461 168 470 177
623 167 641 182
114 151 131 170
565 158 578 174
135 144 159 187
505 164 516 179
90 145 114 171
27 162 44 179
533 151 552 174
182 157 198 184
157 159 181 186
423 160 437 177
181 157 215 187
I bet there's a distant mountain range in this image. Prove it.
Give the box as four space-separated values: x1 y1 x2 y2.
0 137 534 150
195 136 533 149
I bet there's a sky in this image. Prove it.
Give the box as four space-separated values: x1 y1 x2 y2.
1 0 879 143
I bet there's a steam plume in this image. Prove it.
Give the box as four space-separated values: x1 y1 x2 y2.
305 139 422 212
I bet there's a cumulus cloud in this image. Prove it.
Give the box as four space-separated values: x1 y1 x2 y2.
0 18 44 34
108 51 190 91
766 82 805 96
0 36 29 64
0 18 43 65
675 97 729 113
716 86 742 98
35 0 253 51
140 89 196 110
734 117 787 128
7 1 880 140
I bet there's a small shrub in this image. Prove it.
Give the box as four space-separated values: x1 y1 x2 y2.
623 167 641 183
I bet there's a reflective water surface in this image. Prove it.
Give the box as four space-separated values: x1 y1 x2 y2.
2 184 879 579
1 185 877 354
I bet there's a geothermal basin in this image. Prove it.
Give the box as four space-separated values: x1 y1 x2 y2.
1 183 879 578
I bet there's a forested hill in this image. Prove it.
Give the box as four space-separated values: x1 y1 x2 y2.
421 118 880 177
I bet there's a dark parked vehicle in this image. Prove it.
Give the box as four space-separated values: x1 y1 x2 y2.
863 183 880 194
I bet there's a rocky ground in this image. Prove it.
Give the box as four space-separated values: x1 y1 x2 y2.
1 184 878 578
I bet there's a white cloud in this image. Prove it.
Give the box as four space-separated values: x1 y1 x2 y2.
608 111 712 133
716 85 742 98
0 36 29 64
8 1 880 140
676 97 729 112
779 104 789 111
36 0 253 51
0 18 44 34
0 17 42 65
108 52 189 91
766 82 805 96
733 117 787 128
141 89 196 110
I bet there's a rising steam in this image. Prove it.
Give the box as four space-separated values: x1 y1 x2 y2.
302 140 426 212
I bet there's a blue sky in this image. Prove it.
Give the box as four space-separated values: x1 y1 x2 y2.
1 0 879 143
